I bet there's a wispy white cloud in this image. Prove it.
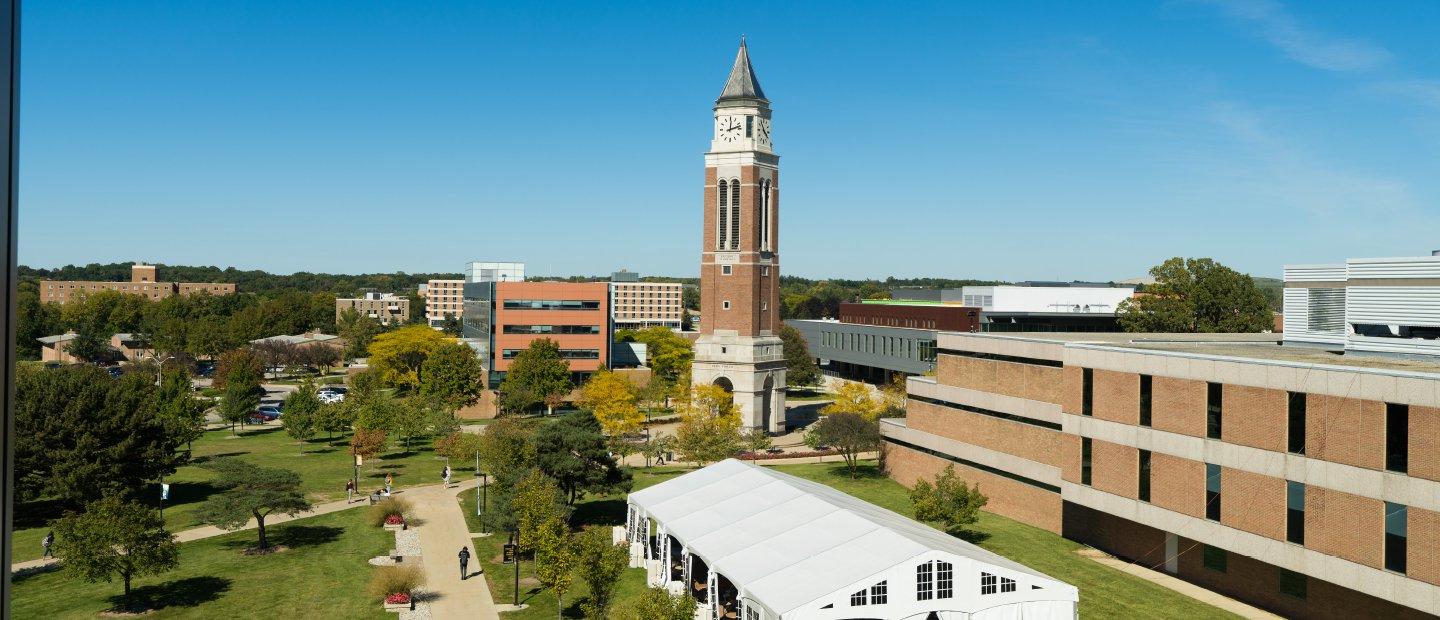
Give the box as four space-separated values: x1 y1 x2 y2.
1197 0 1391 72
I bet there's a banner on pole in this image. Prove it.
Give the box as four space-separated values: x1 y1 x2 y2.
160 483 170 501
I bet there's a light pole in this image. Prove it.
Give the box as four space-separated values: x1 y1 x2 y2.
512 529 520 607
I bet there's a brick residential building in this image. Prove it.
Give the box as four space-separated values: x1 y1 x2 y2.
38 263 235 304
611 276 684 330
335 292 409 326
882 331 1440 618
425 279 464 327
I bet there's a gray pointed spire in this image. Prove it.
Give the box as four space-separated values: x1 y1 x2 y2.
717 38 767 103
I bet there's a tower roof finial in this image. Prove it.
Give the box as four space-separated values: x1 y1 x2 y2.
718 37 766 103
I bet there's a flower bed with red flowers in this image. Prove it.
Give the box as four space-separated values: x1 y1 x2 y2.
384 514 404 526
384 592 411 605
737 449 841 461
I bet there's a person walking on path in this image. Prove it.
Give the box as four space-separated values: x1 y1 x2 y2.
385 473 393 495
458 545 471 580
442 465 452 488
41 531 53 559
345 479 356 503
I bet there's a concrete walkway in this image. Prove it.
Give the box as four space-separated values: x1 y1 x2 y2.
10 486 434 573
1076 548 1282 619
406 481 499 620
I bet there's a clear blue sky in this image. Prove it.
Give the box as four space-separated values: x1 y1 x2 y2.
18 1 1440 281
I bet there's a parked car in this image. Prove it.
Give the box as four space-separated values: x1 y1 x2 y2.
106 366 124 378
248 405 282 424
195 361 216 378
318 386 347 404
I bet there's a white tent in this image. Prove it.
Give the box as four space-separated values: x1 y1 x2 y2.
625 459 1078 620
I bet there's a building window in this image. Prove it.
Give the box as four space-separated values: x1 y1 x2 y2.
722 265 732 275
1279 569 1307 600
723 301 731 310
1000 577 1015 593
1385 502 1407 574
729 179 740 250
745 115 753 137
936 561 953 599
761 266 769 276
849 589 866 606
869 580 887 605
1386 403 1408 473
1081 368 1093 416
760 178 771 251
718 180 729 250
1287 481 1305 545
1080 438 1092 486
1138 449 1151 502
1138 374 1152 426
979 572 996 595
1288 392 1306 455
1206 463 1221 521
1202 545 1227 573
916 562 934 600
1207 382 1223 439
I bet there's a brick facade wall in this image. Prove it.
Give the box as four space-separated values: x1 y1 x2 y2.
933 355 1061 404
1306 395 1385 471
1058 432 1081 484
1150 452 1205 519
1090 439 1139 499
1220 467 1286 539
907 400 1064 469
1222 385 1287 452
1092 369 1139 425
1306 486 1384 569
1151 376 1207 438
1410 405 1440 483
1410 506 1440 587
1061 502 1168 567
1060 365 1082 416
883 441 1062 533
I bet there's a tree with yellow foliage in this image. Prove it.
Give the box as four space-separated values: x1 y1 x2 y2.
578 370 643 437
821 381 884 421
366 325 453 391
674 384 743 465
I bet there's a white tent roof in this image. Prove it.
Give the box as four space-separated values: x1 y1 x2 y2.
629 459 1075 615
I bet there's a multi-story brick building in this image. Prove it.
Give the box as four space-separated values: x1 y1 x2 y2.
883 331 1440 618
38 263 235 303
610 273 684 331
335 292 410 326
461 280 612 386
425 279 464 327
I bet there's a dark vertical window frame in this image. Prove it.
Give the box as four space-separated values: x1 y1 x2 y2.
1287 392 1306 455
1080 437 1092 486
1386 403 1408 474
1286 481 1305 545
1205 463 1222 521
1278 569 1307 600
1138 449 1151 502
1207 382 1223 439
1081 368 1093 416
2 0 18 607
1202 545 1227 573
1385 502 1407 574
1138 374 1152 427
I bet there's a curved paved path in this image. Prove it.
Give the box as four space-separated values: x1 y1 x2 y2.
406 481 500 619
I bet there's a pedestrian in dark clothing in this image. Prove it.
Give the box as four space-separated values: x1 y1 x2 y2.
345 479 356 503
42 531 54 559
458 546 471 580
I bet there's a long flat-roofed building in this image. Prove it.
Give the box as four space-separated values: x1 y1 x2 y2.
884 330 1440 618
38 263 235 304
1285 252 1440 356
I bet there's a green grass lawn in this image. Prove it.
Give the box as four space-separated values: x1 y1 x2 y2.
12 425 468 563
461 461 1235 619
11 507 390 619
783 389 833 402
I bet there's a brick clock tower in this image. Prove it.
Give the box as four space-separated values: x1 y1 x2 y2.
692 39 787 433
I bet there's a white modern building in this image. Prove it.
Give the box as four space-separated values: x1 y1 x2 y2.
958 284 1134 316
624 459 1079 620
466 261 525 283
1284 253 1440 356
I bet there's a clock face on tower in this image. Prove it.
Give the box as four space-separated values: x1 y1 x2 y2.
718 116 743 142
757 118 771 145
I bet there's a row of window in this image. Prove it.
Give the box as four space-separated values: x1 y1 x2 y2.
839 315 946 330
1078 371 1412 474
501 299 602 311
499 348 599 360
1081 437 1413 575
715 177 775 252
1204 547 1311 599
501 325 600 335
819 331 938 362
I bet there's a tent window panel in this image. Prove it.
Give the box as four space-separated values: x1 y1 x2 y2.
850 589 867 606
980 571 997 595
870 580 887 605
937 561 953 599
916 562 934 600
1001 577 1016 593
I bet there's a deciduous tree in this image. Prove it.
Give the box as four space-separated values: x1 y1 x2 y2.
910 464 988 536
156 367 205 451
616 327 693 383
578 369 643 436
282 382 322 449
501 338 572 415
534 411 632 503
821 381 883 421
576 527 630 619
367 325 452 390
510 470 569 552
194 458 313 550
805 412 881 477
418 341 485 412
618 587 697 620
52 496 179 611
1117 257 1271 333
532 516 576 620
778 323 821 386
674 385 743 465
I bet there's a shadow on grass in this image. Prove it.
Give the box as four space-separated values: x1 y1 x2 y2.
104 575 232 612
14 498 69 529
956 529 991 544
236 426 284 437
192 451 247 464
219 525 343 551
10 562 61 584
163 481 224 511
571 498 626 527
